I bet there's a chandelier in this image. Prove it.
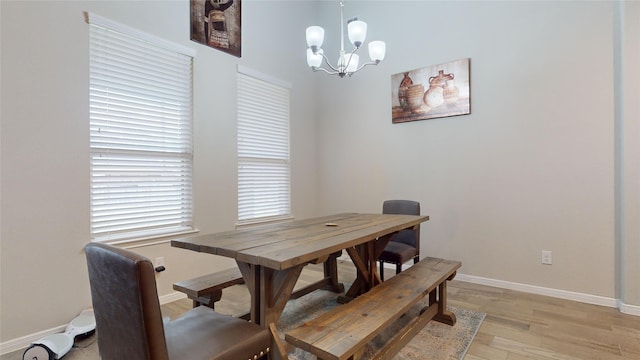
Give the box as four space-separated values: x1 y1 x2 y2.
305 0 386 78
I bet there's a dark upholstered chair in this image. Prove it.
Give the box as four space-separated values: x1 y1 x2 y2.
378 200 421 281
85 242 272 360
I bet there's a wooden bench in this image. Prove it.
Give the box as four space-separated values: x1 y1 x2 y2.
173 267 244 309
173 251 344 314
285 257 461 360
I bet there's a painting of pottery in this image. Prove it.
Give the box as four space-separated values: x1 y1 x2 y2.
392 58 470 123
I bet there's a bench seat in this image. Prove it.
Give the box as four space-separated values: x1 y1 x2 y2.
285 257 461 360
173 267 244 309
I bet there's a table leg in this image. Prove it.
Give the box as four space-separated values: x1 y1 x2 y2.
339 241 381 303
236 262 261 323
258 265 304 326
237 262 309 360
290 252 345 300
367 242 377 287
322 252 345 293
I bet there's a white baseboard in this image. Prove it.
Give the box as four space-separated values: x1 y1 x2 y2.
617 299 640 316
456 273 640 316
0 292 188 356
3 272 638 356
375 259 640 316
454 273 618 307
0 324 67 356
159 291 187 305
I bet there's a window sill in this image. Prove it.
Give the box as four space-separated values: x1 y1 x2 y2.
94 228 200 249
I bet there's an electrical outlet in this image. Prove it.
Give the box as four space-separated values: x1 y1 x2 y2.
541 250 552 265
155 257 165 267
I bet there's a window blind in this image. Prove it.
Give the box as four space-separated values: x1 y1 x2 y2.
89 15 194 242
237 70 291 224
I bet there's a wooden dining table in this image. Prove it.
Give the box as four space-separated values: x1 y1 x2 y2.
171 212 429 329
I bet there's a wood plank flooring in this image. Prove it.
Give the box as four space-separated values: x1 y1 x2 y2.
448 280 640 360
4 258 637 360
164 259 640 360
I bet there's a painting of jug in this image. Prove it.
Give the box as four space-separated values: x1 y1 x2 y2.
406 84 426 113
424 70 454 108
443 79 460 107
397 72 414 111
424 85 444 108
391 58 470 124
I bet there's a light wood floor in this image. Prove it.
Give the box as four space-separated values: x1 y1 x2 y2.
163 259 640 360
6 259 636 360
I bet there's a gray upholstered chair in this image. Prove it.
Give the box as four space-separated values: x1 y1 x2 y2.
84 242 272 360
378 200 421 281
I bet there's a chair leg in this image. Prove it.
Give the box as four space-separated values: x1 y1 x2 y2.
395 263 402 274
379 261 385 281
414 257 419 264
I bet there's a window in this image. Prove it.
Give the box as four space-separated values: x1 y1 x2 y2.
88 14 195 242
237 67 291 224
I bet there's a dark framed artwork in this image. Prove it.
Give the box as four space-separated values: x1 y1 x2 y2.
190 0 241 57
392 58 470 123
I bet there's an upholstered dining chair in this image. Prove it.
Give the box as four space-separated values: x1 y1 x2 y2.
378 200 421 281
84 242 273 360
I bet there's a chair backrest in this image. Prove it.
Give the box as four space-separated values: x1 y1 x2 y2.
383 200 420 216
85 242 169 360
382 200 421 250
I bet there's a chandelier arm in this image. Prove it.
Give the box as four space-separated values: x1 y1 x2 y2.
305 0 383 77
318 51 341 73
350 60 380 74
313 66 340 75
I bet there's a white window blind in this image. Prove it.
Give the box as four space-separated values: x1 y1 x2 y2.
237 69 291 224
89 14 194 242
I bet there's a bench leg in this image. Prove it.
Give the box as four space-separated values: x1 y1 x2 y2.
429 289 436 306
269 323 290 360
433 275 456 326
192 289 222 309
347 347 364 360
206 289 223 309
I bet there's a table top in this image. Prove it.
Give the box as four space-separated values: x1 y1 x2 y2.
171 213 429 270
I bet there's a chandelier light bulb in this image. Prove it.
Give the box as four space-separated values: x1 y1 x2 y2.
305 0 384 78
307 48 323 68
347 20 367 48
368 41 386 62
306 26 325 52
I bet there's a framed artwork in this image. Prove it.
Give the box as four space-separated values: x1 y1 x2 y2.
190 0 241 57
392 58 470 123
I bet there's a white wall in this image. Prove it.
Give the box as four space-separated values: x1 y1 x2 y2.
316 0 635 302
0 0 320 347
1 0 638 352
618 0 640 310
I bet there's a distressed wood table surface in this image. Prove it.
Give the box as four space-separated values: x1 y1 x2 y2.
171 213 429 358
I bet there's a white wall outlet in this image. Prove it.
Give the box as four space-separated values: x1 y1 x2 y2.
541 250 552 265
155 257 165 267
